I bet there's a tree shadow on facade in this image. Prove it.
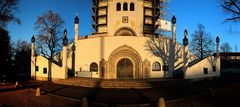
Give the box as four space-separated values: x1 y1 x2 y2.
145 35 183 78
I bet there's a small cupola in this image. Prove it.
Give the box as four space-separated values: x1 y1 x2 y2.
171 15 176 24
63 29 68 46
74 16 79 24
216 36 220 44
31 35 35 43
183 29 188 46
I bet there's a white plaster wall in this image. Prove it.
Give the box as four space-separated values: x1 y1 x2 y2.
151 71 164 78
51 62 65 79
185 56 220 79
34 56 66 80
75 36 185 78
35 56 49 79
33 35 191 79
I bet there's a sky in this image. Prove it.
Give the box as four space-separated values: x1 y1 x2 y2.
7 0 240 51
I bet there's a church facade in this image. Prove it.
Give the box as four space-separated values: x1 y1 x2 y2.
31 0 220 81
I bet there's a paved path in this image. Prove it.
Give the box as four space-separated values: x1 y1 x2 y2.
16 78 231 106
1 77 240 107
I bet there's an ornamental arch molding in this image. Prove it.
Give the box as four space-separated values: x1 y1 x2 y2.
114 27 137 36
108 45 142 79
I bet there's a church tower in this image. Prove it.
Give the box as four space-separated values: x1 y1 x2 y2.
92 0 163 36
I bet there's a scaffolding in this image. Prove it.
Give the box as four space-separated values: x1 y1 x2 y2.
143 0 168 35
91 0 108 34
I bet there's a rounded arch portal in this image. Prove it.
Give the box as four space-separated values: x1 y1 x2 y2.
114 27 137 36
108 45 142 79
117 58 133 79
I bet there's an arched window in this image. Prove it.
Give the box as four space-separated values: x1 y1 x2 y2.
123 2 128 11
130 3 134 11
116 3 121 11
152 62 161 71
90 62 98 72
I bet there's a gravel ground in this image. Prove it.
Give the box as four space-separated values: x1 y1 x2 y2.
0 88 81 107
0 77 240 107
166 85 240 107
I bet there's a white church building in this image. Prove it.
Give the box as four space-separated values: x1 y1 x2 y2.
31 0 220 81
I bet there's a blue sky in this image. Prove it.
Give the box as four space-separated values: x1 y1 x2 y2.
7 0 240 51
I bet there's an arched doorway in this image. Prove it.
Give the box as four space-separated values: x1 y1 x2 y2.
108 45 142 79
117 58 133 79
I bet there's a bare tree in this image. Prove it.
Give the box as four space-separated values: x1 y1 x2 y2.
190 23 215 59
234 45 238 52
0 0 20 28
221 42 233 52
220 0 240 22
13 40 31 81
0 28 13 81
35 10 64 60
34 10 64 81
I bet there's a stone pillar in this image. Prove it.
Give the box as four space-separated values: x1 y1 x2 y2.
63 29 68 79
216 36 220 73
158 97 166 107
171 16 176 42
73 16 78 76
183 28 189 79
169 15 176 77
31 35 36 79
74 15 79 43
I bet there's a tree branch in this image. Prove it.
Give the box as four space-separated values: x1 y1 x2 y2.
221 4 240 15
226 16 240 20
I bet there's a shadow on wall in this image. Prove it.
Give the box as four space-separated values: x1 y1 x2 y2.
145 36 183 78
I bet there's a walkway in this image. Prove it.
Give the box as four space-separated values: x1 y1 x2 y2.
30 78 230 106
1 77 239 107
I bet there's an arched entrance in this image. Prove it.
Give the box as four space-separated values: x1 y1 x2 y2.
108 45 142 79
117 58 133 79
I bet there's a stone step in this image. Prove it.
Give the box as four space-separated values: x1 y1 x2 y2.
54 78 183 89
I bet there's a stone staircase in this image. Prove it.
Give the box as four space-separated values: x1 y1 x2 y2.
54 78 189 89
53 78 161 89
54 78 99 88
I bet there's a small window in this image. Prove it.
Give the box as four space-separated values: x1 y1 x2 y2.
116 3 121 11
152 62 161 71
43 68 47 74
90 62 98 72
35 66 39 71
123 2 128 11
122 16 128 23
204 68 208 74
212 66 216 72
130 3 134 11
163 64 169 71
